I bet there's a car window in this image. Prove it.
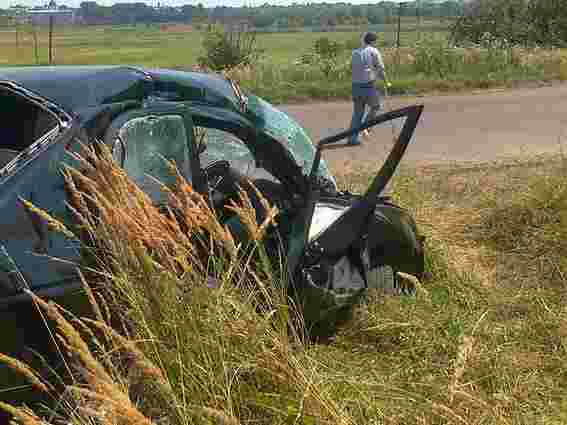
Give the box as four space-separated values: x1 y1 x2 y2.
117 114 191 203
199 127 252 164
198 127 277 183
0 87 59 170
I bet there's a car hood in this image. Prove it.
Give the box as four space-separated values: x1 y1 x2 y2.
244 95 335 185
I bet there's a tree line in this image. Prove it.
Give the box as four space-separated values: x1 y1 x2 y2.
1 1 464 27
450 0 567 47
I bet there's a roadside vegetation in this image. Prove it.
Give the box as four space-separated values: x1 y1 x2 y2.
2 20 567 104
2 140 567 423
222 34 567 103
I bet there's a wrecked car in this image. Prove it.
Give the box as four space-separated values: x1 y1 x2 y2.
0 65 425 398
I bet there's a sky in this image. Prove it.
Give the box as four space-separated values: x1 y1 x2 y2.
3 0 402 10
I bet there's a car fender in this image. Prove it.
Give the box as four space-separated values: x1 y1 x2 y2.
365 202 425 279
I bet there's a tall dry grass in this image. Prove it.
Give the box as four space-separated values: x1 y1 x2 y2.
5 145 567 424
1 142 351 424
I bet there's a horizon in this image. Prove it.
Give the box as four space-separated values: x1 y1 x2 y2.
3 0 418 10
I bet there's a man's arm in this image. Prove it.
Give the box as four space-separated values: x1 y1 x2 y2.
371 48 386 81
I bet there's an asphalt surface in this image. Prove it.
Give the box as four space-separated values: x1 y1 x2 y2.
280 83 567 167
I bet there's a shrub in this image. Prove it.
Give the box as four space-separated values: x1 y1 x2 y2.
412 42 464 77
450 0 567 48
198 24 264 71
313 36 342 59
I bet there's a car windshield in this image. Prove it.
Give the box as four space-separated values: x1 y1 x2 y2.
244 95 335 184
198 127 256 177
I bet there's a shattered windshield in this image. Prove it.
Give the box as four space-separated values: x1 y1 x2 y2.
244 95 335 185
198 127 280 183
198 127 253 167
118 114 191 204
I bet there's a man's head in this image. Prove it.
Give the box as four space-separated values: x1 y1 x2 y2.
363 32 378 45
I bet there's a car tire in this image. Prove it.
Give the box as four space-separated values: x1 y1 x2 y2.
366 265 416 296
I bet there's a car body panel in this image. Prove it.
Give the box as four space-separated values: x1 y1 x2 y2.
0 66 328 193
0 66 243 116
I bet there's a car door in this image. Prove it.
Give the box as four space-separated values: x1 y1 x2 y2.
0 95 81 299
103 103 200 204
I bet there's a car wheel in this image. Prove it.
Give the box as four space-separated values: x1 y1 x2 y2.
366 265 416 296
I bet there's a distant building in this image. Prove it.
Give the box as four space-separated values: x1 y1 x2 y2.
28 8 77 26
20 2 78 26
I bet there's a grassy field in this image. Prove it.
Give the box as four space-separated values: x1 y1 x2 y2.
0 23 447 67
2 144 567 423
3 23 566 103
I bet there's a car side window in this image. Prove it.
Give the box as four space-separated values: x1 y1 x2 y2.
198 127 275 181
0 87 59 171
117 114 191 203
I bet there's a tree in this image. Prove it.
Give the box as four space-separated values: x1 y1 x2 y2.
450 0 567 47
198 24 263 71
251 12 275 28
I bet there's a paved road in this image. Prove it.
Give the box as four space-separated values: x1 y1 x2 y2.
280 83 567 167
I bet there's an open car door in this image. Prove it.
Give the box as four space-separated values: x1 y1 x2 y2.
286 104 424 336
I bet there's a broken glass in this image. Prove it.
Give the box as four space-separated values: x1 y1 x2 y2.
118 114 191 204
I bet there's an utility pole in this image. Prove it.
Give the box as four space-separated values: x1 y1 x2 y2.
396 2 402 49
417 0 421 43
48 0 56 64
49 14 54 64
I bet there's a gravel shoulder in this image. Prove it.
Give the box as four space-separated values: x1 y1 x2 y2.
279 82 567 170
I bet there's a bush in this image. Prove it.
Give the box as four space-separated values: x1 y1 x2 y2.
313 36 342 59
412 42 464 77
450 0 567 48
198 24 264 71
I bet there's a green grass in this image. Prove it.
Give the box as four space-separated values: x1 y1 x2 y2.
3 23 566 104
3 145 567 423
0 24 447 67
0 25 204 67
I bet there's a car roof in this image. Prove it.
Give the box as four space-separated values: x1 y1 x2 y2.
0 65 242 114
0 65 320 194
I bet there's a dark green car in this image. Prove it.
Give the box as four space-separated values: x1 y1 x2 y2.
0 65 425 400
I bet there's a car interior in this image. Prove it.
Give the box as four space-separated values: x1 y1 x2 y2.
197 127 290 215
0 87 59 170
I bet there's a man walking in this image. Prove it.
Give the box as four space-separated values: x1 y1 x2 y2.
348 31 389 146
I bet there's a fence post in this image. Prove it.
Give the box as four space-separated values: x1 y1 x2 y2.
32 26 40 65
49 14 54 64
